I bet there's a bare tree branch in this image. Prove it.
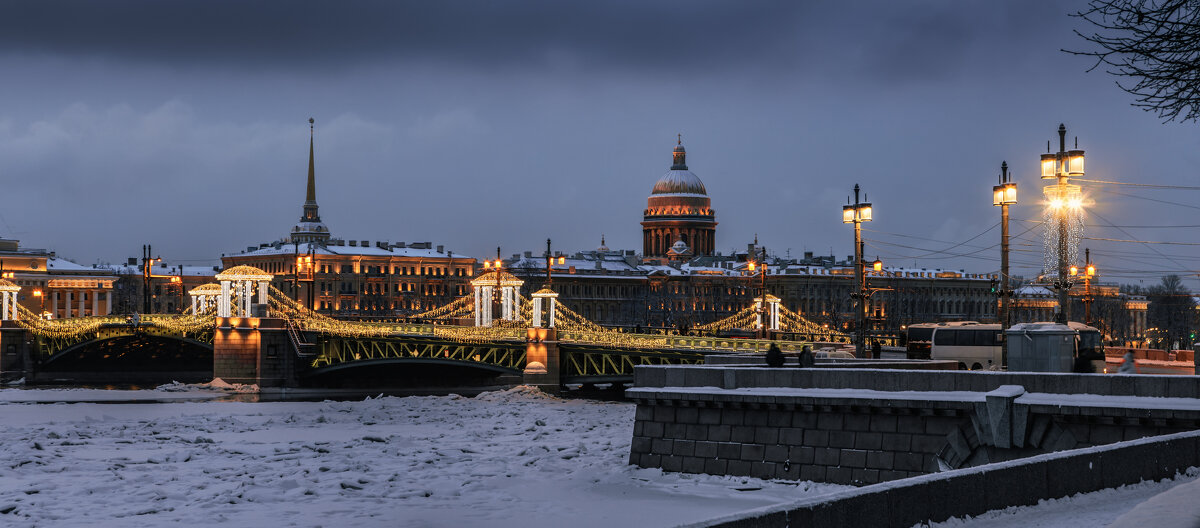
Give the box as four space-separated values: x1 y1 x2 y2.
1067 0 1200 122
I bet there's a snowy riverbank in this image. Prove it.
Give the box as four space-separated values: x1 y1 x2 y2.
0 386 843 527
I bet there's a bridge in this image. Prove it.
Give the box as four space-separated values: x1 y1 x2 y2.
0 266 848 390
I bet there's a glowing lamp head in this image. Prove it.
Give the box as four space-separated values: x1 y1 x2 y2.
483 261 491 269
1067 149 1085 175
1086 264 1096 277
858 203 873 222
1070 265 1079 276
558 256 565 265
1040 153 1056 179
32 290 41 297
842 205 855 223
747 261 756 271
872 259 883 272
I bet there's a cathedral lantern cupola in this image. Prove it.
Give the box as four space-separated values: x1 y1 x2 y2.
641 135 717 258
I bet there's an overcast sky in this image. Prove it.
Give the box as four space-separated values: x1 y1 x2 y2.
1 1 1198 289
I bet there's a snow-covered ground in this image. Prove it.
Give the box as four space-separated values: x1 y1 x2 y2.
0 386 843 527
925 468 1200 528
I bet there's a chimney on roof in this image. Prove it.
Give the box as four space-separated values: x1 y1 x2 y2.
437 245 444 253
127 257 137 265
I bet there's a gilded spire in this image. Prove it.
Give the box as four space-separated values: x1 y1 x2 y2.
291 117 330 243
306 118 317 205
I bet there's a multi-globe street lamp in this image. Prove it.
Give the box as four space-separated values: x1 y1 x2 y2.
1041 124 1085 324
842 184 873 358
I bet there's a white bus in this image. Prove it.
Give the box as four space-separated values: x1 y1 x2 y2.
905 321 980 359
931 323 1003 370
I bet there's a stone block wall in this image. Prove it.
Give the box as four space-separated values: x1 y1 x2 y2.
627 367 1200 485
629 395 968 485
682 429 1200 528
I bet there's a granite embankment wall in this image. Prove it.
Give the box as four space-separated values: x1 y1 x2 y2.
627 367 1200 486
682 429 1200 528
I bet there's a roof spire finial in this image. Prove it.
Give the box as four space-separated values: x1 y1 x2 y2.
677 133 682 146
305 118 316 204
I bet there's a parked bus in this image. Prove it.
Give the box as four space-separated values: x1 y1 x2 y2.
931 323 1002 370
1068 322 1104 373
906 321 979 360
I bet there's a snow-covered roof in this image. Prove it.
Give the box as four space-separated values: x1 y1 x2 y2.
230 241 465 260
46 257 95 272
107 264 219 278
1016 285 1054 296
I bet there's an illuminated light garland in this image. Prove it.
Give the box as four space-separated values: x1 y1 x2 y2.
412 295 474 320
694 306 759 332
142 313 216 334
1042 184 1085 277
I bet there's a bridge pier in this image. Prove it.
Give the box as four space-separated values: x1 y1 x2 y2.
0 322 33 382
524 327 561 394
212 317 296 388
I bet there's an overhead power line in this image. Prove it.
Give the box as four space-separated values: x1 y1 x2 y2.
1083 237 1200 246
1073 178 1200 190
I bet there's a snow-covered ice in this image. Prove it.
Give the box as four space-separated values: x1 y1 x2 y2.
0 386 844 527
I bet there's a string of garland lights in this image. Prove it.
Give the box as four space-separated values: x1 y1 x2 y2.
694 306 758 333
13 305 122 338
778 306 848 339
142 313 216 335
411 295 474 320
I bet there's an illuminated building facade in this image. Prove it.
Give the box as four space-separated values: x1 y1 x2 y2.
642 139 717 258
0 238 118 318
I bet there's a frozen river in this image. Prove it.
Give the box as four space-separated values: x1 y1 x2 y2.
0 385 1193 528
0 386 839 527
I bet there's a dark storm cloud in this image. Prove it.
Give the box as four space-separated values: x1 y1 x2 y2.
0 1 1070 79
0 1 788 72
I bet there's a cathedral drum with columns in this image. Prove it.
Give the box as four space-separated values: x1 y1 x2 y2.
641 138 717 258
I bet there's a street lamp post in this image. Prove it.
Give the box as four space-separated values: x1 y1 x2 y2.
747 244 769 338
1041 124 1085 324
141 245 161 314
993 161 1018 366
843 184 873 358
170 275 183 313
296 248 315 312
1072 248 1097 327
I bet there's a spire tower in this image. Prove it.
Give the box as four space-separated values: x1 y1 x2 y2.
290 118 331 244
